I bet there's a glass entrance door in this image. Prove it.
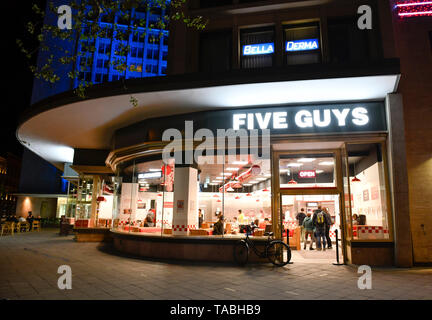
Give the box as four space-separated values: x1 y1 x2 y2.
271 149 347 263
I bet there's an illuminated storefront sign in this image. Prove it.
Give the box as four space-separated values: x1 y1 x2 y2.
395 1 432 18
119 102 387 144
233 106 371 130
242 43 274 55
138 171 162 179
299 170 316 178
286 38 319 52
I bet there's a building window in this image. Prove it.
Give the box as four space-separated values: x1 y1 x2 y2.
199 30 232 73
328 16 381 64
240 27 275 69
284 23 321 65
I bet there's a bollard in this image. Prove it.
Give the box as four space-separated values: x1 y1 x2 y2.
286 227 294 264
333 229 344 266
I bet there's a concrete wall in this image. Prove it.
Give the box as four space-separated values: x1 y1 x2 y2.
15 196 57 219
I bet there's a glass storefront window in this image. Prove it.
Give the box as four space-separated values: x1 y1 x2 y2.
279 154 336 189
111 152 272 238
75 176 94 226
113 159 168 234
346 143 390 240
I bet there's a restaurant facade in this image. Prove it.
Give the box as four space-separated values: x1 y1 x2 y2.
17 0 432 267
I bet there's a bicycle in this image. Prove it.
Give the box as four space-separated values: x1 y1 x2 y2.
233 225 291 267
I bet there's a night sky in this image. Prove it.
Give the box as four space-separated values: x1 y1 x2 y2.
3 1 46 158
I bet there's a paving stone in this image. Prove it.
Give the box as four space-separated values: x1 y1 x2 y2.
1 229 432 300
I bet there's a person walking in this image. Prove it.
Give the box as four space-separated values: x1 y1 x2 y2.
312 207 328 251
296 208 307 244
302 212 315 250
323 208 333 249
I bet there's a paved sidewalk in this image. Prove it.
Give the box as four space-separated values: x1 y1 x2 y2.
0 229 431 300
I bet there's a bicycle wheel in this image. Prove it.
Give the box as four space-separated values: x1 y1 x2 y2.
233 240 249 266
266 240 291 267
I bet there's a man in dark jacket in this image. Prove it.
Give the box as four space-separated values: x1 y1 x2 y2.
213 215 225 235
323 208 333 249
296 208 307 244
27 212 34 231
312 206 328 251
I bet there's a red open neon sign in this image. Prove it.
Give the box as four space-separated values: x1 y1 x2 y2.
395 1 432 17
299 170 316 178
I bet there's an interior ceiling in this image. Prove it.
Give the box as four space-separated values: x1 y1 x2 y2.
17 75 398 168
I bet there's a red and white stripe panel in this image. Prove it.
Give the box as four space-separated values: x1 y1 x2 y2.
156 219 171 225
172 225 188 232
357 226 389 239
283 221 298 229
172 224 197 232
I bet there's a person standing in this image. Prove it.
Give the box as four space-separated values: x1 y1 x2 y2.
302 212 315 250
296 208 307 244
237 210 245 224
213 215 225 235
231 217 239 233
198 209 203 228
312 207 328 251
27 212 34 231
323 208 333 249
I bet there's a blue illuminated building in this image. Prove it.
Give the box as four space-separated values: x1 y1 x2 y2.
32 0 169 104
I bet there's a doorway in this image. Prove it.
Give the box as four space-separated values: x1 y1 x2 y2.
271 147 347 264
280 194 343 264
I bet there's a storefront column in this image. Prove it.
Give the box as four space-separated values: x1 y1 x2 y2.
172 165 199 235
90 176 100 227
385 93 413 267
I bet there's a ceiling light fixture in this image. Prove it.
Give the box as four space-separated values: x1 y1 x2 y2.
319 161 334 166
287 163 303 167
298 158 316 163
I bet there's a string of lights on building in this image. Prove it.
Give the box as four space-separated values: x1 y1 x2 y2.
395 0 432 17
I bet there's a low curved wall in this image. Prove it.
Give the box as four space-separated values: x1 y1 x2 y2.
111 231 269 263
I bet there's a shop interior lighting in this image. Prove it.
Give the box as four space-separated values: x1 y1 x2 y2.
264 173 272 177
256 177 268 181
319 161 334 166
315 170 324 174
395 1 432 17
149 168 162 172
226 167 239 171
287 163 303 167
243 183 253 186
280 169 289 173
215 176 224 179
232 161 248 165
209 183 220 185
298 158 316 162
220 173 232 176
